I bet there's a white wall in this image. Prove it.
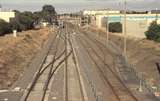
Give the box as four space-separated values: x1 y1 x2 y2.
126 20 147 38
0 12 15 22
83 10 120 16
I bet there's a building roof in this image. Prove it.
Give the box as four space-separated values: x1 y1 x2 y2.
0 8 13 12
151 10 160 14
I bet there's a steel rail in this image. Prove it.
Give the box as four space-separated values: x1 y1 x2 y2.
78 34 138 101
39 49 65 75
78 37 121 101
22 29 66 101
83 35 138 101
21 32 58 101
41 28 65 101
68 37 85 101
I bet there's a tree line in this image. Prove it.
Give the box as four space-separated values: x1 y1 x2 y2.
0 5 57 36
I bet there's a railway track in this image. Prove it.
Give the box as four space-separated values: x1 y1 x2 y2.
82 30 119 73
68 37 85 101
54 25 85 101
21 29 72 101
62 26 85 101
21 24 85 101
77 31 138 101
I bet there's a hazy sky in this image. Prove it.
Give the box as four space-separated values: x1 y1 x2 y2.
1 0 160 13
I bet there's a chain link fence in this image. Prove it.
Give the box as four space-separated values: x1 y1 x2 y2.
106 38 160 99
119 54 160 99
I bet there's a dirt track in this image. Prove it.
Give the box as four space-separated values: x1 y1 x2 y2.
0 28 51 89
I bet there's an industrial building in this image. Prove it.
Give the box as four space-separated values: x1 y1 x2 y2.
81 9 120 26
91 13 160 38
83 9 120 15
0 9 15 22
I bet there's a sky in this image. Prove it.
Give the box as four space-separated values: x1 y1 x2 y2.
0 0 160 13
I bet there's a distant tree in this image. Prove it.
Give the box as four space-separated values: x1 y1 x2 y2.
33 11 42 22
41 5 57 23
42 5 56 14
0 5 57 36
12 10 21 15
145 21 160 42
16 12 34 30
23 11 34 19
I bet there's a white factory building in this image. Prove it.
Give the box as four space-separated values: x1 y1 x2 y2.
0 9 15 22
94 14 160 38
83 9 160 38
83 9 120 16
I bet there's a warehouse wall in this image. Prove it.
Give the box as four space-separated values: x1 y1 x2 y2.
125 20 148 38
96 14 160 38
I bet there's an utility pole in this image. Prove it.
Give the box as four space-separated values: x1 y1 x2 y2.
64 22 68 101
106 11 109 45
123 0 127 60
156 8 158 24
0 2 2 11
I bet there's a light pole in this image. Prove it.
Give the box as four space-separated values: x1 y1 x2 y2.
106 11 109 45
64 22 68 101
123 0 127 60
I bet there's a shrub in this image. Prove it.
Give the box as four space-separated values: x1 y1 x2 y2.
13 11 35 31
108 22 122 33
0 19 11 36
145 21 160 42
18 14 34 30
10 18 23 32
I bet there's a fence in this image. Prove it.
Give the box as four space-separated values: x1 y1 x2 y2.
119 53 160 99
100 34 160 99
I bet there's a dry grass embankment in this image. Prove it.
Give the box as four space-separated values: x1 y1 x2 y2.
0 28 50 89
90 27 160 84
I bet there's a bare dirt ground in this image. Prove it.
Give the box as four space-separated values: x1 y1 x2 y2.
90 27 160 86
0 28 51 89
